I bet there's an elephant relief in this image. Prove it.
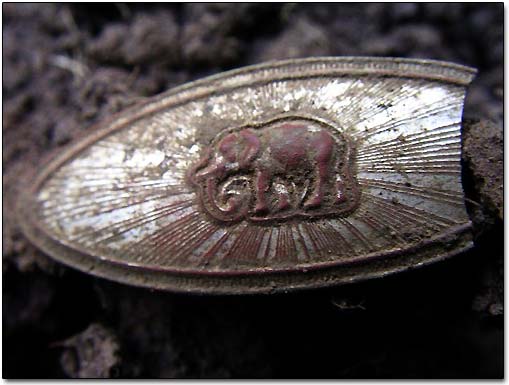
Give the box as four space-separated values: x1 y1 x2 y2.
188 117 360 223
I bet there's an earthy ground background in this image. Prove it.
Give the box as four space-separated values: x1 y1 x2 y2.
3 3 503 378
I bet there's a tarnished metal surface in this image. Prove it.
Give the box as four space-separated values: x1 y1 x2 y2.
17 57 476 294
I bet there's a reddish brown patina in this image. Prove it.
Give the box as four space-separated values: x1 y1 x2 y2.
188 117 360 223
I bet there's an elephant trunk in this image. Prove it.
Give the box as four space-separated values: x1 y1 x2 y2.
194 161 226 181
200 177 249 223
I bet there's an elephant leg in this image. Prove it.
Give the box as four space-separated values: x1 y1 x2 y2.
304 162 328 208
305 132 334 209
276 184 290 211
254 169 270 214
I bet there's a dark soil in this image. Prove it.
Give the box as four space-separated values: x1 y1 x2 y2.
3 3 503 378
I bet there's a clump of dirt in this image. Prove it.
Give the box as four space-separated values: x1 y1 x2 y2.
3 3 502 379
55 323 120 378
463 119 503 222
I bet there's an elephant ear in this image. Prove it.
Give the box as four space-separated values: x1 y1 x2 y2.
238 130 260 167
17 57 476 294
218 132 239 162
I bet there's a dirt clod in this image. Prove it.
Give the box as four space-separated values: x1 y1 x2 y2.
56 323 120 378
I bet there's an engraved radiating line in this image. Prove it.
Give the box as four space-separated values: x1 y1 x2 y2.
42 180 189 206
249 227 268 260
127 211 204 262
46 169 150 181
359 134 461 159
316 223 342 256
175 221 219 259
50 165 151 174
361 102 460 141
358 179 464 206
358 199 416 230
357 133 461 161
148 219 215 262
42 188 164 212
54 165 151 171
367 196 446 229
357 200 449 246
316 223 339 255
307 80 368 129
140 211 202 247
338 78 404 121
359 164 460 174
251 227 268 260
76 183 188 198
264 81 285 108
354 85 461 138
357 149 461 165
42 188 191 221
45 178 185 192
224 224 271 261
239 227 261 259
295 224 311 261
286 225 299 262
70 198 192 243
42 183 190 208
73 198 194 244
358 131 462 172
358 158 460 167
202 231 232 259
301 222 354 258
224 224 251 259
150 111 199 144
321 77 382 123
357 144 461 165
339 78 424 128
363 198 449 234
263 227 274 261
41 184 191 212
369 120 460 143
330 77 365 105
340 79 430 129
122 211 201 263
43 192 170 222
274 227 286 261
44 178 184 191
356 156 460 172
92 140 166 154
236 226 266 261
226 225 259 260
367 194 458 227
91 201 195 247
168 222 220 264
357 122 460 157
357 194 450 243
357 155 461 170
356 209 400 236
337 218 374 252
355 210 407 244
140 212 208 263
278 226 293 261
321 221 355 255
278 226 293 262
41 175 188 207
46 175 185 188
301 223 326 257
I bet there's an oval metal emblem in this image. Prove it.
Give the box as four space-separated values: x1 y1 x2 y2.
17 57 476 294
